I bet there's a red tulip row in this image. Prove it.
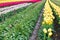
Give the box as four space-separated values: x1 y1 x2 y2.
0 0 41 7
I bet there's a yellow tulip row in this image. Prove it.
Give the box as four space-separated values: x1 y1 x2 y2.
41 0 54 40
42 0 55 25
49 0 60 18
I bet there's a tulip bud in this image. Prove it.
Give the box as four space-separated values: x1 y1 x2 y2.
43 28 47 33
48 32 53 37
48 28 52 32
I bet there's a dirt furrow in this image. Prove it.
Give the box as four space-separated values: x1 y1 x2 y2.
29 9 43 40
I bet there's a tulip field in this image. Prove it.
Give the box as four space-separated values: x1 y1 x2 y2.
0 0 60 40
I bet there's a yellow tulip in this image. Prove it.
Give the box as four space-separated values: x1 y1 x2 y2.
48 28 52 32
42 21 45 24
43 28 47 33
48 32 53 37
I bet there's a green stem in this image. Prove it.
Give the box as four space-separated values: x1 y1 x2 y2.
44 33 46 40
47 35 50 40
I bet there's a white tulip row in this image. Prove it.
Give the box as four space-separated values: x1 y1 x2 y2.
0 3 32 15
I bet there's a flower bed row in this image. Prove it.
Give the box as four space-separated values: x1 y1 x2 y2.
0 1 45 40
50 0 60 6
0 0 40 7
0 2 38 22
49 0 60 24
38 0 55 40
0 7 26 22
